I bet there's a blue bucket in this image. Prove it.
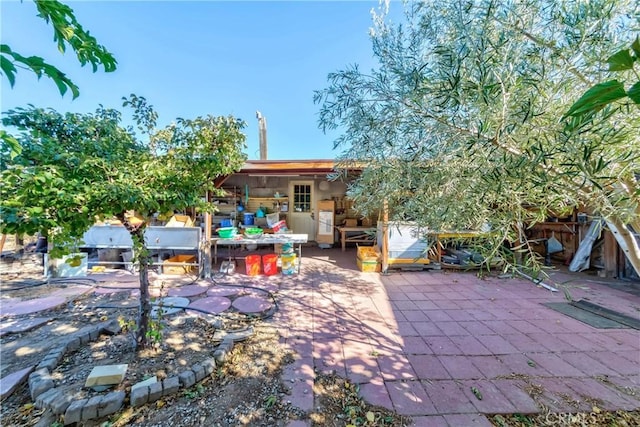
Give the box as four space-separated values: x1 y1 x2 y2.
243 212 255 226
220 218 233 228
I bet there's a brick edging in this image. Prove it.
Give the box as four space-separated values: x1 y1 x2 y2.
27 320 232 425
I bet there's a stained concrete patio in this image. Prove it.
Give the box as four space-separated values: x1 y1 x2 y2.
271 246 640 426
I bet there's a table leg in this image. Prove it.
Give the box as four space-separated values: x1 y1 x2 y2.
341 230 346 252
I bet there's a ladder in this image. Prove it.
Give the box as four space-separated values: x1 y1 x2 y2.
605 219 640 277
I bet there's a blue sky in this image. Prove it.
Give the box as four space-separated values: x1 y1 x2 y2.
1 0 394 160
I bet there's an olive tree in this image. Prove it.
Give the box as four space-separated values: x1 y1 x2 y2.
1 97 247 348
315 0 639 274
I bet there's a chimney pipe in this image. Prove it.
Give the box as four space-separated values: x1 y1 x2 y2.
256 111 267 160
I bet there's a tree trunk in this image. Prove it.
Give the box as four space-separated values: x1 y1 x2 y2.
118 214 152 349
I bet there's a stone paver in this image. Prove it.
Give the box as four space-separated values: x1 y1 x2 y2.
0 317 53 337
232 294 272 313
187 296 231 314
0 366 35 400
167 285 208 297
206 286 240 297
0 296 66 316
151 296 190 318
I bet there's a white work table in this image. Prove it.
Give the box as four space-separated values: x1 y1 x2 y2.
212 233 308 273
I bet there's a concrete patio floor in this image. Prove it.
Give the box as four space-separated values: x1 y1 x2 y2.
269 246 640 426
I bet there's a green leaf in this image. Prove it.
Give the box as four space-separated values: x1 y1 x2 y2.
471 386 483 400
564 80 626 118
631 36 640 59
0 131 21 159
606 49 634 71
0 55 16 87
627 81 640 105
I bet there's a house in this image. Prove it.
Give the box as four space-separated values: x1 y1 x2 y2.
210 159 364 242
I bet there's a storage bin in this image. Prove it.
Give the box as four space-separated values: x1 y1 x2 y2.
357 245 381 273
357 257 381 273
357 246 380 262
245 254 261 276
263 253 278 276
281 253 297 275
163 255 196 275
243 212 255 226
218 227 237 238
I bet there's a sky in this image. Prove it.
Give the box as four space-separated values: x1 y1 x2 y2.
1 0 396 160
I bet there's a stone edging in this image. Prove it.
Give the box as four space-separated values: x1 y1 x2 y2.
27 320 235 425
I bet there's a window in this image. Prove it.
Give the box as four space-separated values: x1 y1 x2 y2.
293 184 311 212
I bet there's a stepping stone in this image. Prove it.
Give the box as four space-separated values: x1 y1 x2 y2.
0 296 66 317
0 317 53 337
187 296 232 315
232 294 272 314
151 297 190 318
212 326 254 342
51 285 93 298
167 285 208 298
206 286 240 297
89 272 139 283
0 366 35 400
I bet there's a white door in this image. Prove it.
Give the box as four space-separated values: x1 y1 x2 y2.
288 181 315 239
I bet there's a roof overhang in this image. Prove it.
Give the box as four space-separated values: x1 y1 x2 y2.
236 160 339 175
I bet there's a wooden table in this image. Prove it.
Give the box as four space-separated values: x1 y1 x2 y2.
337 226 377 252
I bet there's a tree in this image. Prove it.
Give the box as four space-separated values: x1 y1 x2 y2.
315 0 639 274
1 97 247 348
1 0 117 157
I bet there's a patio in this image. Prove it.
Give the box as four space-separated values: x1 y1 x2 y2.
272 246 640 426
1 245 638 426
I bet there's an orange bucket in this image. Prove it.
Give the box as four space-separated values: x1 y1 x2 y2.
245 254 261 276
262 254 278 276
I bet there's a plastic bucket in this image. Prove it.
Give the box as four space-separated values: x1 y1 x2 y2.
245 254 261 276
220 218 233 227
243 212 255 225
263 254 279 276
281 253 297 275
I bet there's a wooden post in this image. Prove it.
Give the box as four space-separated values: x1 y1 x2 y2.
603 229 617 278
382 199 389 273
203 191 212 278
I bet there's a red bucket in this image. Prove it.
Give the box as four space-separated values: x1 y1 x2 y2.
263 254 278 276
245 254 261 276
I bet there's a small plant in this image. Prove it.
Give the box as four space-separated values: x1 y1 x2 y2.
117 316 136 334
183 383 204 399
263 394 277 409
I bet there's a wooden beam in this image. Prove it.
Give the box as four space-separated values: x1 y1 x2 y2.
382 200 389 273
